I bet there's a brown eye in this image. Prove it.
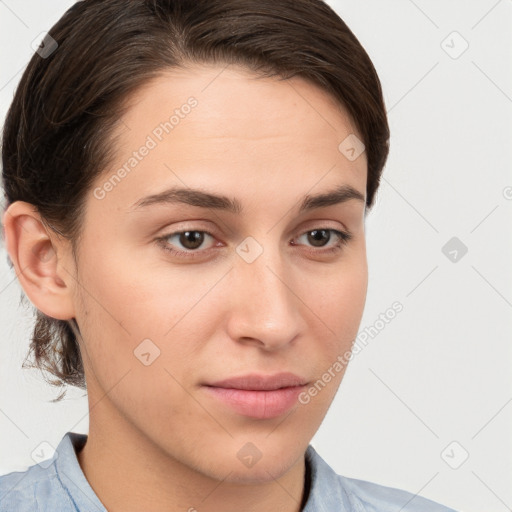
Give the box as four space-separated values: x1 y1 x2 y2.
156 229 217 258
306 229 332 247
177 231 206 250
293 228 352 252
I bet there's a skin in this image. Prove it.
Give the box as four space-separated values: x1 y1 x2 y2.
3 63 368 512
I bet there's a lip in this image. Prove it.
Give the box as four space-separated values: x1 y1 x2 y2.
206 372 308 391
202 372 308 419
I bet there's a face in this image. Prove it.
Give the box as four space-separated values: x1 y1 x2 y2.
65 64 368 483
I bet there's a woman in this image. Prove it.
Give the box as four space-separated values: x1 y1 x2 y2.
0 1 457 510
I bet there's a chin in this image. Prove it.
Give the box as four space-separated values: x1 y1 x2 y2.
220 460 296 485
200 438 305 484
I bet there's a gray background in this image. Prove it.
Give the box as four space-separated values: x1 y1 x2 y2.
1 1 511 511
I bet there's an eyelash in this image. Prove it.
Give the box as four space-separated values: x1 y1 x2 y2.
155 227 353 260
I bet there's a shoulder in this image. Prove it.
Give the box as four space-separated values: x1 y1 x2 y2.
0 460 74 512
304 445 458 512
0 432 91 512
338 474 458 512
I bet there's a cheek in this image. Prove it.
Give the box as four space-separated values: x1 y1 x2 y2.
73 244 222 387
77 238 213 335
311 255 367 327
294 262 367 412
300 254 368 371
74 260 196 433
74 249 235 446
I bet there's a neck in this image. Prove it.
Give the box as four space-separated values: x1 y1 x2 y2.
76 397 308 512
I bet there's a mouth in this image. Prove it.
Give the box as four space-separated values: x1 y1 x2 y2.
202 372 308 419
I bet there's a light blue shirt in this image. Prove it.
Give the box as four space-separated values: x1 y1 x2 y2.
0 431 458 511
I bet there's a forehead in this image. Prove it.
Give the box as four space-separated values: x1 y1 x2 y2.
91 63 367 216
111 63 364 156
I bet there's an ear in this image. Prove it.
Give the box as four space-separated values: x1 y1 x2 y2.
2 200 76 320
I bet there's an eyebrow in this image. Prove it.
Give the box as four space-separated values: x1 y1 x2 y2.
130 183 365 214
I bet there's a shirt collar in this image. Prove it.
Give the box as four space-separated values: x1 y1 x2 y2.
53 432 107 511
303 444 352 511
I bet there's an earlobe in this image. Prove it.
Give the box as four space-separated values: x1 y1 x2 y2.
2 200 76 320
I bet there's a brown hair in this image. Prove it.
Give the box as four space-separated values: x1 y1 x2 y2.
1 0 390 400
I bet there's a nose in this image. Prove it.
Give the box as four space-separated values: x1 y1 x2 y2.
225 243 305 351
